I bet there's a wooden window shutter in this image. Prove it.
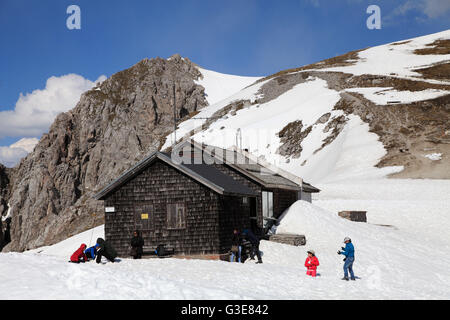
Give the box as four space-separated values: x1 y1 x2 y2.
167 203 186 229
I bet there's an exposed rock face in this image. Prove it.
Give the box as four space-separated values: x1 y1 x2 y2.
0 164 10 242
5 55 208 251
0 164 9 210
256 65 450 178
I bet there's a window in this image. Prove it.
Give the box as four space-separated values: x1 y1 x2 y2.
167 203 186 229
134 205 153 231
262 191 273 218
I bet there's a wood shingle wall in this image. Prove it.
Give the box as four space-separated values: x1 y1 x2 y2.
212 164 264 228
272 188 298 219
105 160 222 256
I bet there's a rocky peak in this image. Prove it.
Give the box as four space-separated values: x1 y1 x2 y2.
4 56 208 252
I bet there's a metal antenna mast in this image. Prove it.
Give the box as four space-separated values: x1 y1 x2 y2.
173 83 177 146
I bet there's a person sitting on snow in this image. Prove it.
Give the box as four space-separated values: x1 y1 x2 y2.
305 250 320 277
70 244 88 263
84 244 99 261
338 237 355 281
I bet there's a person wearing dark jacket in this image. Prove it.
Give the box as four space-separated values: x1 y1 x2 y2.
230 229 242 263
96 238 118 263
130 230 144 259
242 229 262 264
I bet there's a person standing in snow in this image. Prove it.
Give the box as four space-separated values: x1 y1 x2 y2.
95 238 118 263
338 237 355 281
130 230 144 259
305 250 320 277
230 229 242 263
70 244 88 263
242 229 262 264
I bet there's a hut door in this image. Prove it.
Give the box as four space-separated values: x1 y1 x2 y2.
134 204 154 237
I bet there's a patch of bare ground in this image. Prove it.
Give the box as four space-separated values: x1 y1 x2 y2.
313 114 347 155
277 120 312 158
276 112 348 163
256 72 312 104
414 39 450 55
344 73 450 91
414 62 450 81
163 99 254 151
256 48 365 84
390 40 412 46
337 92 450 179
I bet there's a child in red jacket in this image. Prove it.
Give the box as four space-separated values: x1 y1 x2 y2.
305 250 319 277
70 243 88 263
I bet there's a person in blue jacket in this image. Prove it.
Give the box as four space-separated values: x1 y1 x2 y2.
84 244 99 261
338 237 355 281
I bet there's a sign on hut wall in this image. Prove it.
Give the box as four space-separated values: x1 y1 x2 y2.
105 207 115 213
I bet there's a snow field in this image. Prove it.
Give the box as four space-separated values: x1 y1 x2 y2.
322 30 450 81
195 67 261 106
2 178 450 299
345 87 450 105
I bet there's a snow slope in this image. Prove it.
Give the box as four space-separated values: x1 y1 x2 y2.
2 179 449 299
196 67 262 105
24 225 104 258
165 76 402 184
162 31 449 184
345 87 450 105
322 29 450 82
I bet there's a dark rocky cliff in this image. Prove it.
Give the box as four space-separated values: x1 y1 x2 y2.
4 54 208 251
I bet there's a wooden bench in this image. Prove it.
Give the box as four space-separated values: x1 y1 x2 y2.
269 234 306 246
142 245 174 257
338 211 367 222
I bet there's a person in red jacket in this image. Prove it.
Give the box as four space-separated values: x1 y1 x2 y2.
305 250 319 277
70 243 88 263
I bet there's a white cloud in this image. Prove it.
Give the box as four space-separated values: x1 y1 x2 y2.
388 0 450 20
0 138 39 167
0 74 106 139
422 0 450 18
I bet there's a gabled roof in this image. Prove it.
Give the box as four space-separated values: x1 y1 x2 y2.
175 140 302 191
94 152 257 200
302 182 321 193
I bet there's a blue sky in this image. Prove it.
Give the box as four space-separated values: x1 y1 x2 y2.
0 0 449 157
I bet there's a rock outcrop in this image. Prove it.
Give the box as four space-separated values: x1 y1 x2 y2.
5 55 208 251
0 164 9 217
0 164 10 244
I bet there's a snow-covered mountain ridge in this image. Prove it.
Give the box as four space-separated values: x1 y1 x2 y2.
165 30 450 183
